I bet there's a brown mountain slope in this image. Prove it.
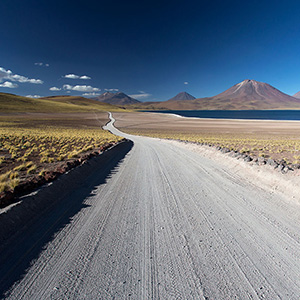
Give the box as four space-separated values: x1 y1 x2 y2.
128 80 300 110
92 92 140 105
168 92 196 101
40 95 124 111
0 93 117 113
293 91 300 99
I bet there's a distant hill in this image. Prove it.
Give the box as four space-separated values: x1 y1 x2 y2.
0 93 124 113
128 79 300 110
92 92 140 105
40 95 119 110
168 92 196 101
293 91 300 99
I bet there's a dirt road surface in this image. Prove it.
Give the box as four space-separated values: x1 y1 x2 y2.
1 113 300 299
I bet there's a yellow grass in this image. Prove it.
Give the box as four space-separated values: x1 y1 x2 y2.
0 93 128 113
113 112 300 166
122 129 300 165
0 119 122 193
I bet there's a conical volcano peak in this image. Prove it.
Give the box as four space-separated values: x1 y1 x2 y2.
239 79 261 86
91 91 140 105
213 79 295 103
102 91 114 96
168 91 196 101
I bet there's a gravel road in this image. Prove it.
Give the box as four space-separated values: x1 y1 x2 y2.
1 113 300 299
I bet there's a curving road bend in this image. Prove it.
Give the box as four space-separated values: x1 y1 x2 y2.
1 113 300 299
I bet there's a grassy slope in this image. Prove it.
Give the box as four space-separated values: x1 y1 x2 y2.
0 93 127 204
0 93 126 113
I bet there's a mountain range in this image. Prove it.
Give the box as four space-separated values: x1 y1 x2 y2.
2 79 300 111
127 79 300 110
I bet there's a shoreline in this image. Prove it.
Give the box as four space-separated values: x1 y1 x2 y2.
113 111 300 167
154 111 300 123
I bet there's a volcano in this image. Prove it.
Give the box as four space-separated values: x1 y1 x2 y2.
293 91 300 99
212 79 296 102
167 92 196 101
92 92 140 105
132 79 300 110
194 79 300 110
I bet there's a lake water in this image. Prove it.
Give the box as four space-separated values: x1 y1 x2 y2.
146 110 300 121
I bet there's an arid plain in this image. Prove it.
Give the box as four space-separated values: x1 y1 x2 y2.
114 111 300 165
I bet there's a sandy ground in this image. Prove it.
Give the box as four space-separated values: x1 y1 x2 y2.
165 139 300 203
114 111 300 166
113 111 300 136
1 114 300 299
113 111 300 199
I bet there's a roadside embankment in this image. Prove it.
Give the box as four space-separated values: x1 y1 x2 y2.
0 140 123 208
0 140 133 245
164 139 300 204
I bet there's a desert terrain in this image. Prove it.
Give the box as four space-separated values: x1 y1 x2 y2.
1 114 300 299
0 93 125 207
114 111 300 166
2 1 300 298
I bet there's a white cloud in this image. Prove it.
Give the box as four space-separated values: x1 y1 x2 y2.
34 62 49 67
184 81 189 85
10 74 43 84
129 92 152 100
49 86 61 91
105 88 119 92
26 95 41 98
82 92 100 96
80 75 91 80
0 66 43 84
64 74 79 79
0 67 12 82
63 84 73 90
63 73 91 80
63 84 100 92
72 85 100 92
0 81 18 88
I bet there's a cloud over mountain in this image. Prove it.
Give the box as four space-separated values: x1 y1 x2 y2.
49 87 61 91
82 92 101 96
105 88 119 92
129 92 152 100
26 94 41 98
63 84 100 92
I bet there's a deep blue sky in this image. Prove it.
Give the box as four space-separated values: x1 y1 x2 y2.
1 0 300 101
